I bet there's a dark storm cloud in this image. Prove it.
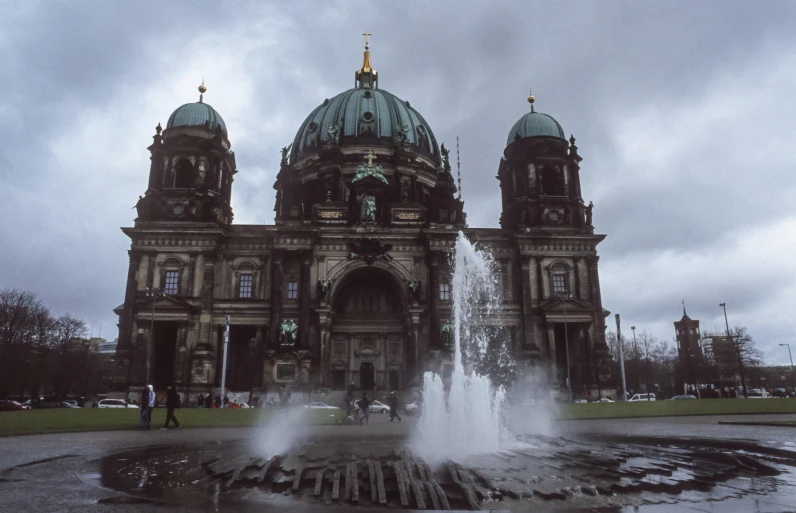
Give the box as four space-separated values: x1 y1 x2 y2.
1 1 795 363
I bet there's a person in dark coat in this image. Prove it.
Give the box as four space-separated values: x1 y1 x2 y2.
386 391 402 423
162 385 181 429
197 393 205 408
345 381 356 416
139 387 149 429
358 392 370 425
214 394 222 408
205 395 213 408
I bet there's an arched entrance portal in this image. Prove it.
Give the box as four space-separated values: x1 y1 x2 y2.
328 267 409 391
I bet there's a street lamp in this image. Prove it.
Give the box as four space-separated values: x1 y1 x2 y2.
720 302 747 398
631 325 637 394
145 287 164 385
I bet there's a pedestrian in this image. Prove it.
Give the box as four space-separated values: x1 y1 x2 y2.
139 386 149 429
345 381 356 417
161 385 181 430
223 395 229 407
386 390 402 423
358 392 370 425
205 394 213 408
145 385 155 429
214 394 222 408
197 393 205 408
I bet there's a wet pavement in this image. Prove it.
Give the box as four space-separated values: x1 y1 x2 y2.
1 412 796 512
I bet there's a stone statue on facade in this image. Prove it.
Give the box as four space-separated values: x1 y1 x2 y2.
408 280 421 301
324 124 340 145
585 201 594 226
440 143 451 174
280 319 298 346
353 150 388 185
280 144 291 166
361 194 376 223
317 278 332 301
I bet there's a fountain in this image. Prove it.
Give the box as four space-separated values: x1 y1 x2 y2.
414 231 509 462
94 231 796 510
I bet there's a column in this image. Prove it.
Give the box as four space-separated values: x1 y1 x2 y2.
136 253 150 292
255 324 266 386
188 253 198 297
319 324 330 387
518 256 541 350
586 256 606 337
298 251 312 350
547 325 557 382
117 251 142 353
429 253 440 347
576 257 589 301
192 253 205 298
268 251 283 348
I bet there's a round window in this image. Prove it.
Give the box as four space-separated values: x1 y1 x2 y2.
172 204 185 216
363 90 373 98
362 111 374 122
307 122 318 133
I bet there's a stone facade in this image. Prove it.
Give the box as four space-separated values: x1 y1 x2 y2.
113 50 611 399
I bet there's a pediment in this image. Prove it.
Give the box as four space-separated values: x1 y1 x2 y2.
541 297 594 323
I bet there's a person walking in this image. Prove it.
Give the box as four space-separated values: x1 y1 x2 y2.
145 385 155 429
205 394 213 408
358 392 371 425
386 391 402 423
197 393 205 408
138 387 149 429
345 381 356 417
214 394 222 408
161 385 181 429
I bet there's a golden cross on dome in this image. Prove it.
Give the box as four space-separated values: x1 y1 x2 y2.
364 149 376 167
362 30 372 49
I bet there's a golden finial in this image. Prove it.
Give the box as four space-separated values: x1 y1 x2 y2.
356 31 377 88
527 87 535 113
198 79 207 102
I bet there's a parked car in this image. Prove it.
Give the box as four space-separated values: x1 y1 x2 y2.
32 397 70 409
97 399 138 409
670 394 697 400
771 388 788 398
746 389 769 398
354 399 390 414
62 401 81 409
597 398 614 403
304 402 341 410
405 401 420 414
572 398 588 404
0 400 29 412
628 393 656 402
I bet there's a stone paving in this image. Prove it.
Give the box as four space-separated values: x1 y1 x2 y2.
1 412 796 512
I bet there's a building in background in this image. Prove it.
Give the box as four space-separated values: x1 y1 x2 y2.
112 41 610 399
673 305 703 394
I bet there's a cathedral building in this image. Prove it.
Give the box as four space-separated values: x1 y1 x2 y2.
113 41 611 399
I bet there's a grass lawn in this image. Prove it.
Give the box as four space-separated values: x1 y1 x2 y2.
557 398 796 420
0 407 344 436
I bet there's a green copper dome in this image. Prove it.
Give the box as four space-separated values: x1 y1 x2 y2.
291 87 439 163
166 102 227 136
507 111 565 145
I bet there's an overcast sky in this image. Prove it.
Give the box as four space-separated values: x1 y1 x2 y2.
2 1 795 365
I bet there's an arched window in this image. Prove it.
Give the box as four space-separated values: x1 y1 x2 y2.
174 159 193 188
540 167 563 196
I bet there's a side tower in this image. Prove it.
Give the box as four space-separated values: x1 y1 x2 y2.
500 92 610 398
114 84 237 393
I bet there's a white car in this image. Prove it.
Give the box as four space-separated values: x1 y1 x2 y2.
354 399 389 414
747 389 769 398
628 393 656 402
405 401 419 414
62 401 81 409
97 399 139 409
597 398 614 403
304 402 342 410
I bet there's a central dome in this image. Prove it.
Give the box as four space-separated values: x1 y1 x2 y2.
291 87 439 163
